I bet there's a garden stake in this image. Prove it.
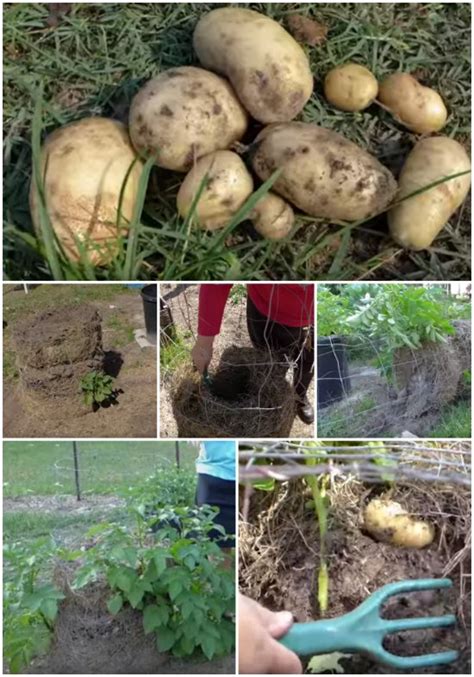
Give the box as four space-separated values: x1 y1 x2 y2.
279 578 459 670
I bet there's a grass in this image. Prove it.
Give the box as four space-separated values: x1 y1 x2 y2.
3 3 471 281
429 400 471 438
106 312 136 348
3 440 198 497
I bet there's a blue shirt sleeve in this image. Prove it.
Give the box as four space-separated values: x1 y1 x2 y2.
195 441 236 481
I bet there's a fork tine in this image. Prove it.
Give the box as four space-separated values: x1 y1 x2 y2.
378 648 459 670
366 578 453 608
385 613 457 633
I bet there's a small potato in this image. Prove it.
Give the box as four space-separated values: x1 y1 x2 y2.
193 8 313 123
364 499 434 549
176 150 254 230
252 122 397 221
379 73 447 134
388 137 471 250
324 63 378 112
129 66 248 172
250 192 294 240
29 117 143 265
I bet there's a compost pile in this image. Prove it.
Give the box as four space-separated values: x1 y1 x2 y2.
12 305 103 412
171 346 295 437
393 319 471 420
239 461 471 674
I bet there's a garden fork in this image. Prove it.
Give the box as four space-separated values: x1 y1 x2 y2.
279 578 459 670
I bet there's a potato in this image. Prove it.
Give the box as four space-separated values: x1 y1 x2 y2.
252 122 397 221
364 499 434 549
193 8 313 124
250 193 294 240
176 150 253 230
129 66 248 172
379 73 447 134
388 137 471 250
324 63 378 112
29 117 143 265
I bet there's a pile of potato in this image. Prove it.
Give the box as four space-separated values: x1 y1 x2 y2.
30 7 471 264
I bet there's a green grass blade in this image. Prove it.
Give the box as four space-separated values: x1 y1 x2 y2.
122 156 155 280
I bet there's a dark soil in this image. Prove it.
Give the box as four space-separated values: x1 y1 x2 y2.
3 294 157 437
240 482 471 674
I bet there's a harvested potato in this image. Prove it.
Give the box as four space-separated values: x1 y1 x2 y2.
364 498 434 549
379 73 447 134
193 8 313 123
252 122 397 221
29 117 143 265
389 137 471 250
250 192 294 240
129 66 248 172
324 63 378 112
176 150 253 230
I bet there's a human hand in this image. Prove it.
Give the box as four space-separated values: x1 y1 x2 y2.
239 594 302 674
191 334 215 374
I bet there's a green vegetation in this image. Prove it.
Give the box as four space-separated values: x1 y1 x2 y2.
4 3 471 281
160 331 190 370
80 370 118 408
429 400 471 438
106 313 136 348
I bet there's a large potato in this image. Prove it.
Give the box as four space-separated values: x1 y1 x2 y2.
388 137 471 250
30 117 143 265
193 8 313 124
364 498 434 549
129 66 248 172
324 63 378 112
176 150 253 230
252 122 397 221
379 73 447 134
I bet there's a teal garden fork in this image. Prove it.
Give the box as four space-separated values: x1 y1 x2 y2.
279 579 459 670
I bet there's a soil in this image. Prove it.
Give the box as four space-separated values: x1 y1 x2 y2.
3 293 157 438
160 284 315 438
240 480 471 674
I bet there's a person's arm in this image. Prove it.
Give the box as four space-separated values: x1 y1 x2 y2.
192 284 233 373
239 594 302 674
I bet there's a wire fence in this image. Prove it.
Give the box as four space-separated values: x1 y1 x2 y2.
239 441 472 488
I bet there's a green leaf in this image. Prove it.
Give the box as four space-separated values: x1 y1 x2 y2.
156 626 176 653
201 633 217 660
128 582 145 608
115 568 136 594
143 603 169 633
40 598 59 621
107 594 123 615
169 579 183 601
153 551 168 576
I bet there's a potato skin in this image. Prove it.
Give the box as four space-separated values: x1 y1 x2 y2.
388 137 471 250
29 117 143 265
193 8 313 124
364 499 434 549
252 122 397 221
129 66 248 172
324 63 378 112
176 150 253 230
250 192 294 240
379 73 447 134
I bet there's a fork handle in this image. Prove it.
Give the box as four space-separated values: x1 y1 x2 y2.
279 619 350 656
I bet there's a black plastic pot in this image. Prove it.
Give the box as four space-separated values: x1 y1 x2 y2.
317 336 351 409
141 284 157 345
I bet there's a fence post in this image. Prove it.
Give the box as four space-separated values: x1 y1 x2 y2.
73 441 81 501
175 441 180 468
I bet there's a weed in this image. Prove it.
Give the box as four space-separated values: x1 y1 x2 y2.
429 400 471 437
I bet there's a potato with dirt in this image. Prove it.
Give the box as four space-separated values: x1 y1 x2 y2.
251 122 397 221
193 7 313 123
176 150 254 230
389 136 471 250
379 73 448 134
29 117 143 265
129 66 248 172
324 63 378 112
364 498 435 548
250 193 294 240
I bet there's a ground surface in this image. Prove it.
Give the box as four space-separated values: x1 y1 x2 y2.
239 472 471 674
3 285 157 437
3 2 471 281
159 284 315 438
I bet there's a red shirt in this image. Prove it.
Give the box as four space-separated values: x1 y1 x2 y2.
198 284 314 336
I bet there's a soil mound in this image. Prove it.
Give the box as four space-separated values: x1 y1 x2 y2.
12 305 103 401
171 345 295 437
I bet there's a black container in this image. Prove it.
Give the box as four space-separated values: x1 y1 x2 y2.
317 336 351 409
141 284 157 345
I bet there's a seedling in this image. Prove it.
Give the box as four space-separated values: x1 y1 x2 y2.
80 370 118 408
